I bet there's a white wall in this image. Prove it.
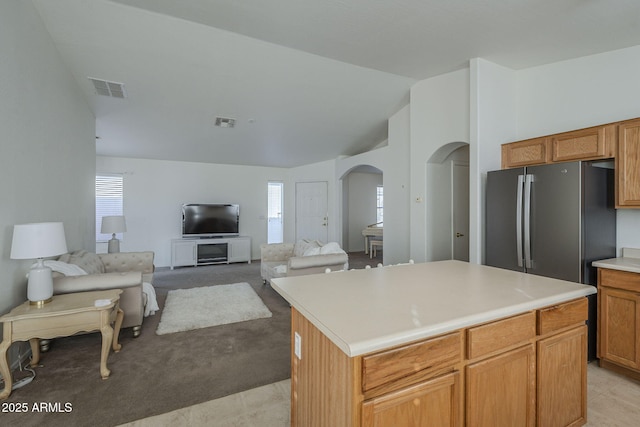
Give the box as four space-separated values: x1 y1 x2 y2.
515 46 640 254
409 69 470 262
96 157 288 266
0 1 95 349
470 58 518 263
336 104 411 265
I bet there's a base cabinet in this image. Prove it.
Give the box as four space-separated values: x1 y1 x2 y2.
598 268 640 377
362 372 460 427
466 345 535 427
537 326 587 427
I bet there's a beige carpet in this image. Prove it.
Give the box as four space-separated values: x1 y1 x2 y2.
156 282 272 335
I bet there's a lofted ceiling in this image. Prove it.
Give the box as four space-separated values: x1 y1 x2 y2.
32 0 640 168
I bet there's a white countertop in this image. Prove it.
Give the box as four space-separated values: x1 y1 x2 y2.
271 260 596 357
592 248 640 274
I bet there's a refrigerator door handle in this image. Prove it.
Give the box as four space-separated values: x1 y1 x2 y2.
524 174 534 269
516 175 525 268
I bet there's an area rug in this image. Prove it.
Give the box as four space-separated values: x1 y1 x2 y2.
156 282 272 335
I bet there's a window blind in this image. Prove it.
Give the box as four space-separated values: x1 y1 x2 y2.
96 174 123 241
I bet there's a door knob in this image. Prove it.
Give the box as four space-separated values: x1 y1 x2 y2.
456 232 464 237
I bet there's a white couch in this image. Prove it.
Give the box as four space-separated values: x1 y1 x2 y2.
51 250 155 337
260 240 348 284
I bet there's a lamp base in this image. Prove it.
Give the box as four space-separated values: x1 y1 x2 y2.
108 237 120 253
29 297 52 307
28 260 54 307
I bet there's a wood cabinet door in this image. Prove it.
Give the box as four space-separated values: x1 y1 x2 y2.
550 124 616 163
466 345 535 427
599 286 640 369
501 137 549 169
362 372 460 427
616 119 640 207
537 326 587 427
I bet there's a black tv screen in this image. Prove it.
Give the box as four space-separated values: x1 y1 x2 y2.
182 204 239 237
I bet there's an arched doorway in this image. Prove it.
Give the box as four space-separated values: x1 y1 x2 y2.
426 142 470 261
340 165 383 255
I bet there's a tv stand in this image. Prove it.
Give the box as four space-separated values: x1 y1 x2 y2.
170 236 251 269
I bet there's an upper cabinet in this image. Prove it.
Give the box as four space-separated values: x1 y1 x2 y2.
617 119 640 208
502 124 616 169
501 137 549 169
502 118 640 209
549 124 616 163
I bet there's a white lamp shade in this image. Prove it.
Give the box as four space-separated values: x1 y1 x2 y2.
10 222 68 259
101 215 127 234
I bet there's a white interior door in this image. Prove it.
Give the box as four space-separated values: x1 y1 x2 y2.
452 162 469 261
296 181 328 242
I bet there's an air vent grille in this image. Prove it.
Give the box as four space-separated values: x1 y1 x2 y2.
88 77 126 98
215 117 236 128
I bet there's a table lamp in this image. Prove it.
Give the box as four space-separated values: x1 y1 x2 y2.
101 215 126 253
10 222 68 306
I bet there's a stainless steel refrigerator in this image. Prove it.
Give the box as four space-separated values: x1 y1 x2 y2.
485 160 616 359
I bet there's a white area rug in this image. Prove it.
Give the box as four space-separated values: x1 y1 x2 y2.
156 283 272 335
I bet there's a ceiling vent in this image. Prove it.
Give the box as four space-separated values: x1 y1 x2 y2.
88 77 126 98
215 117 236 128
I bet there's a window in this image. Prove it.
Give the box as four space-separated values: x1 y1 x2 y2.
376 185 384 224
96 174 123 241
267 182 284 244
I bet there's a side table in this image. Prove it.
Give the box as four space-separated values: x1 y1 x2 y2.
0 289 124 400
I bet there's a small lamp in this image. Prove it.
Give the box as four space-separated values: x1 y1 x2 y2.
10 222 68 306
101 215 126 253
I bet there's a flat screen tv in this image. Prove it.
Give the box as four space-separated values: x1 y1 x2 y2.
182 203 239 238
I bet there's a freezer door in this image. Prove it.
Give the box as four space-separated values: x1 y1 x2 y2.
485 168 525 272
527 162 582 282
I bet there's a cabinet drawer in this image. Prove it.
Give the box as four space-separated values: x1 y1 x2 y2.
467 312 536 359
362 332 461 393
599 268 640 292
537 298 588 335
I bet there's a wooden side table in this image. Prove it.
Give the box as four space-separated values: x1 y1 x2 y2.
0 289 124 400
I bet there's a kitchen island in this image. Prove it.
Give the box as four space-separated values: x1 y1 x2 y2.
271 260 596 427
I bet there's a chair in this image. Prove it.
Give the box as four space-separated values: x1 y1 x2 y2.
369 238 383 259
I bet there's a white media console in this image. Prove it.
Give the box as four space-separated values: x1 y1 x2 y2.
170 236 251 270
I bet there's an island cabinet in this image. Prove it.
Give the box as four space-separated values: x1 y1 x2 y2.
597 268 640 379
290 297 588 427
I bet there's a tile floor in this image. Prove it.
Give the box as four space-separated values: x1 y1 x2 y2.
118 363 640 427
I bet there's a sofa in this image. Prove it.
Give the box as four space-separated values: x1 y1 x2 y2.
50 250 156 338
260 240 348 284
